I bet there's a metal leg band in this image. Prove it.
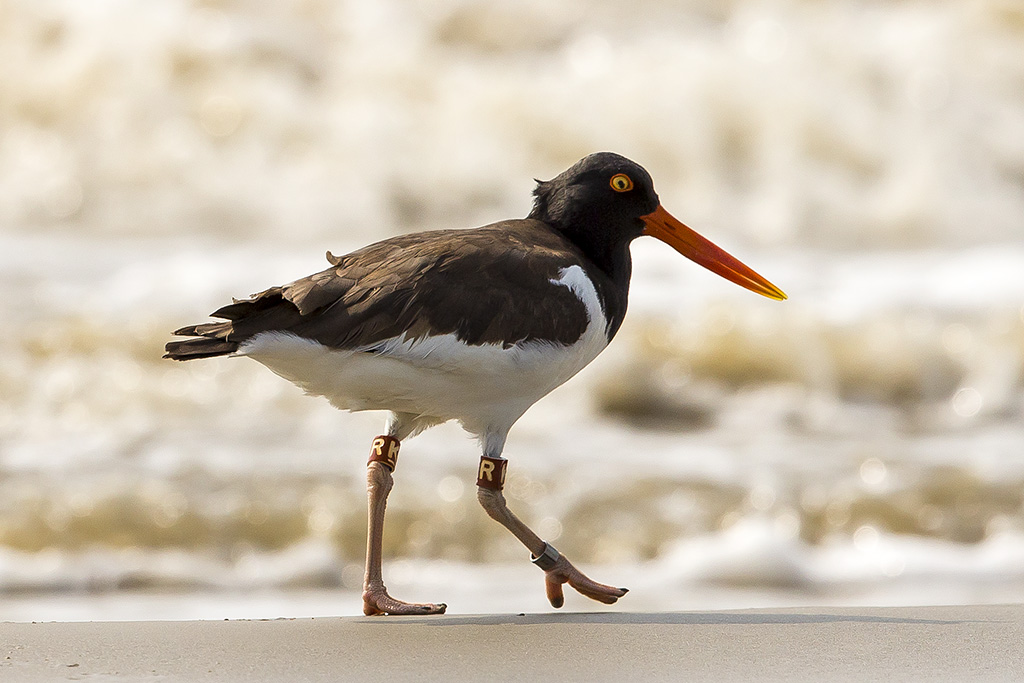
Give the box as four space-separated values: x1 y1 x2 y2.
476 455 508 491
531 542 560 571
368 435 400 471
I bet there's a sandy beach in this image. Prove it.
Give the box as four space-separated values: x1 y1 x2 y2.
3 604 1022 682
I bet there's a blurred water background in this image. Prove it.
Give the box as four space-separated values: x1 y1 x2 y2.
2 0 1024 620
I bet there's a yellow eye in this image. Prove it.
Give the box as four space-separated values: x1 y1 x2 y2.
610 173 633 192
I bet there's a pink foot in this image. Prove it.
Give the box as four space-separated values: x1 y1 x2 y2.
543 555 628 608
362 585 447 616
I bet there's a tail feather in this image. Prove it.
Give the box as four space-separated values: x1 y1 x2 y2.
163 336 239 361
165 290 298 362
172 321 233 338
166 320 238 361
210 288 286 321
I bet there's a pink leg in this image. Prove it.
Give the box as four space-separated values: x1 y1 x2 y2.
475 458 627 609
361 437 446 616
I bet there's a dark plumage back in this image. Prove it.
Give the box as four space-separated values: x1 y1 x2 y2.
164 221 596 362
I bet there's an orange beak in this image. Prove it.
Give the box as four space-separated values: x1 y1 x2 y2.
641 205 787 301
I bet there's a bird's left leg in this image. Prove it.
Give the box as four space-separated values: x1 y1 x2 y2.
475 451 628 608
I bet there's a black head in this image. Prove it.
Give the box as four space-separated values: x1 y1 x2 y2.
529 151 788 302
529 152 660 250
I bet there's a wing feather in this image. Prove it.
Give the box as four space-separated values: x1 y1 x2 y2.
164 220 593 361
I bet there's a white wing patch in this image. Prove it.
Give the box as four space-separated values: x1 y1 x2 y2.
543 264 610 377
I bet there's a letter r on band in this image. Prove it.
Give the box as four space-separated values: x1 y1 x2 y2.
476 456 507 490
478 460 495 481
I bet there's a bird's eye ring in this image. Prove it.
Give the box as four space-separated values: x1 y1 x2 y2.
610 173 633 192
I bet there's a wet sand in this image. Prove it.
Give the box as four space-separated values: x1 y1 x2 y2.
2 605 1022 682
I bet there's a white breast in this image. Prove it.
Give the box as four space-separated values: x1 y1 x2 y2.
237 265 610 438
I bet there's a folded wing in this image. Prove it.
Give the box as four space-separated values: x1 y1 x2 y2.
164 221 592 361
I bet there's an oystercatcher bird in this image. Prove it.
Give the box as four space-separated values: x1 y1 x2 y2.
165 152 785 615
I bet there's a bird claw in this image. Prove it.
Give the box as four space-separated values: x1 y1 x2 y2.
543 554 628 608
362 586 447 616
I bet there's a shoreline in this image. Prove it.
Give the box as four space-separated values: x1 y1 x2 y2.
3 604 1023 681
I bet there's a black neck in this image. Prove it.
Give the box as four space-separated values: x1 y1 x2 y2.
590 240 632 342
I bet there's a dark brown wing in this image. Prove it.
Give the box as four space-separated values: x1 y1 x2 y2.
164 220 593 361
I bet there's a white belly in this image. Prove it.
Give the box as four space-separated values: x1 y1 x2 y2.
236 265 610 437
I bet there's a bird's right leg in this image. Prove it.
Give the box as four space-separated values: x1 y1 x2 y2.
362 434 446 616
